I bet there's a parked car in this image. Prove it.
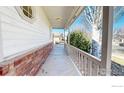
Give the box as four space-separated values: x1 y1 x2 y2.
55 41 60 44
119 43 124 47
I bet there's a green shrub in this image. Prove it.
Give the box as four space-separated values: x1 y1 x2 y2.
69 31 91 53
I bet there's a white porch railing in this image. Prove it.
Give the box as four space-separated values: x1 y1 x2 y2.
65 43 103 76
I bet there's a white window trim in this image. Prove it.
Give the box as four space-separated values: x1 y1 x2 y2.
15 6 36 23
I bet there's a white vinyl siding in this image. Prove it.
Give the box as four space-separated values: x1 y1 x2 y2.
0 6 51 58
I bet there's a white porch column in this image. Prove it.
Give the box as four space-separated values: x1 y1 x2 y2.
101 6 113 76
49 27 52 40
0 17 4 59
50 27 54 43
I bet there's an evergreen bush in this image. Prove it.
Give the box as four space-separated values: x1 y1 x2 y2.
69 31 91 53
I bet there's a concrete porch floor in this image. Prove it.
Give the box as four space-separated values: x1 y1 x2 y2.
37 43 80 76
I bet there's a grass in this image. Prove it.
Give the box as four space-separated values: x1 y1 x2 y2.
112 56 124 66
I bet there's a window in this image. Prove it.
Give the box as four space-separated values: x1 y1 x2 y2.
69 6 103 58
20 6 33 18
112 6 124 65
16 6 35 22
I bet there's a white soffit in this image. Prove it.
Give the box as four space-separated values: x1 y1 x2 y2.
42 6 77 29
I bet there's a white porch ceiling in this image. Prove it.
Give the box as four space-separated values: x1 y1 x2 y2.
42 6 77 29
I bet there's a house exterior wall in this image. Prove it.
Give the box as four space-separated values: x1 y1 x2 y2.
54 37 60 44
0 42 53 76
0 6 51 58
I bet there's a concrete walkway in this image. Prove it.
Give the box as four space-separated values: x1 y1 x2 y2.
37 44 80 76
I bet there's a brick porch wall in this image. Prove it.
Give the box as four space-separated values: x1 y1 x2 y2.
0 42 53 76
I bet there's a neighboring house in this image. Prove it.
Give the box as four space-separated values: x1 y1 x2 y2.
53 33 64 44
113 27 124 46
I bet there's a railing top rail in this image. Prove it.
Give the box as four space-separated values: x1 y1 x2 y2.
66 43 101 63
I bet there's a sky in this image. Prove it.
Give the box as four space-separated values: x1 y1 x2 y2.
114 16 124 30
52 28 64 33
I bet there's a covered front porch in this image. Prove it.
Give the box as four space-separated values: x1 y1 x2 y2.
0 6 123 76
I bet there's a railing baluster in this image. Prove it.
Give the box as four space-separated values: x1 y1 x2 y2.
76 50 78 65
65 43 101 76
92 62 95 75
84 56 87 76
86 58 88 76
92 62 98 76
96 63 100 76
82 55 85 75
87 58 91 76
78 51 80 68
77 51 80 69
89 59 93 76
79 52 82 71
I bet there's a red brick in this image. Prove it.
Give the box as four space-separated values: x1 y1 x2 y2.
14 57 26 67
0 42 53 76
0 65 9 76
